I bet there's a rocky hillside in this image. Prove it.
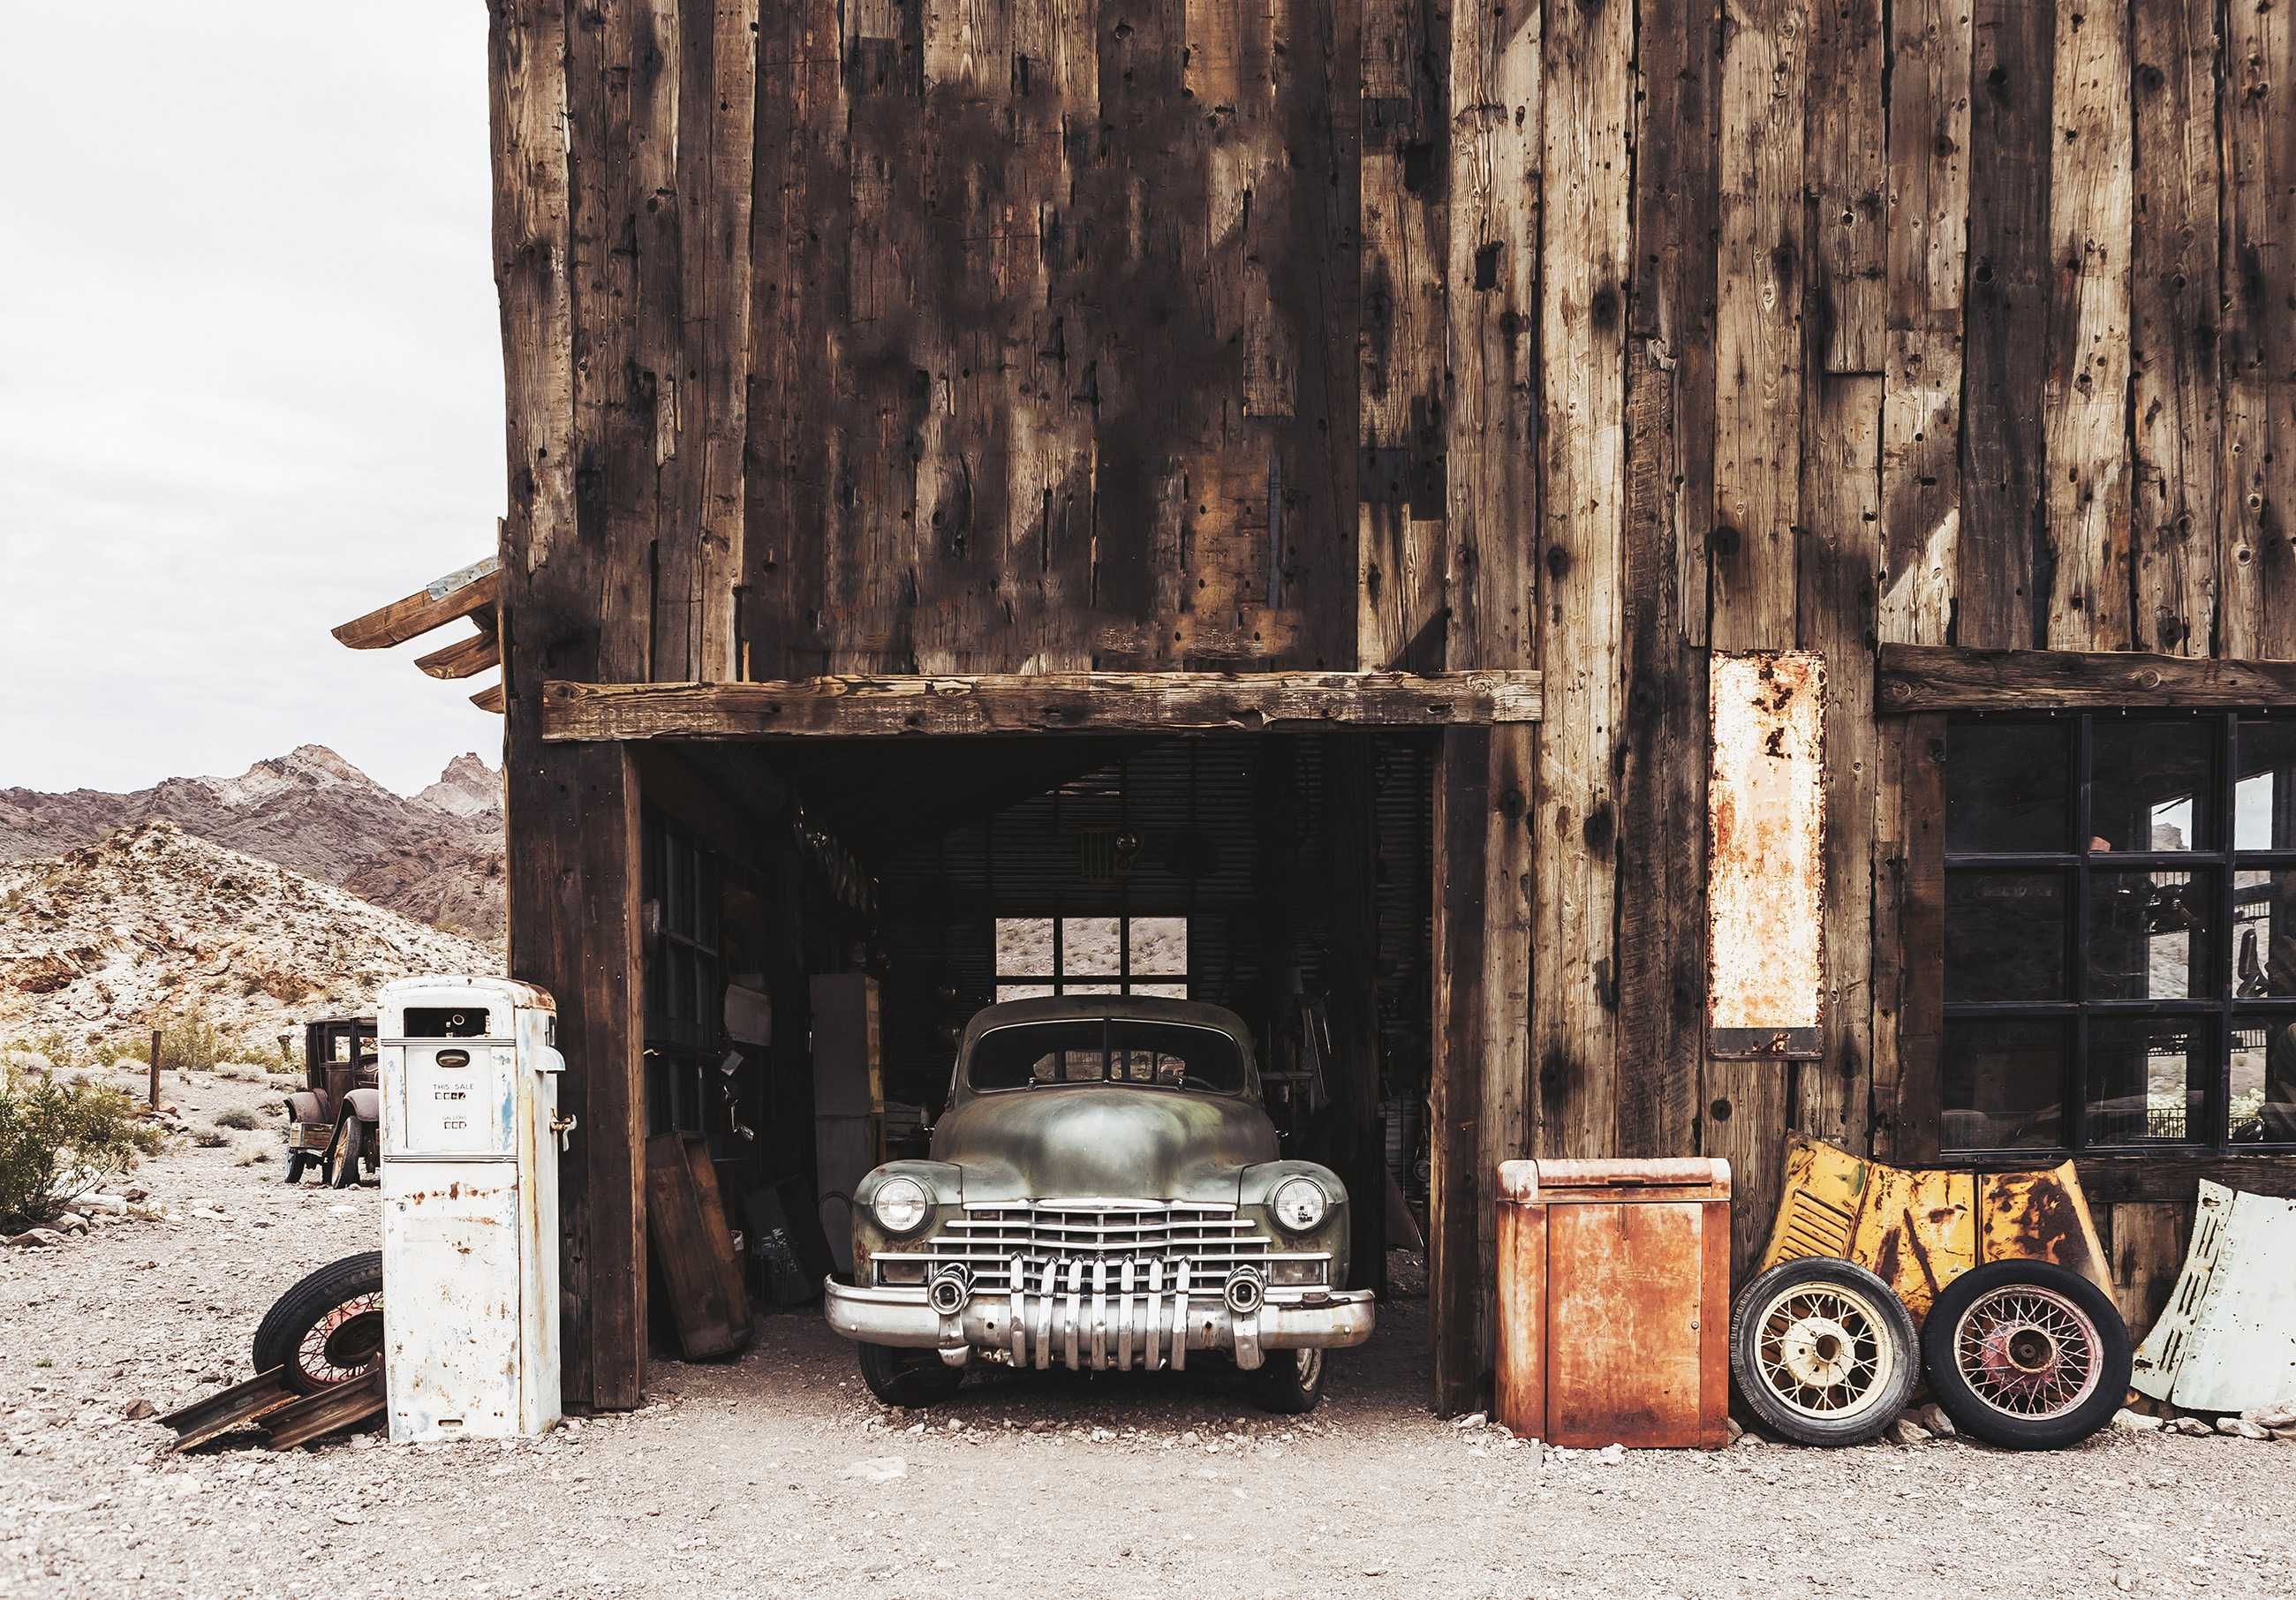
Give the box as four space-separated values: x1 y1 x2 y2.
0 822 497 1057
0 746 503 943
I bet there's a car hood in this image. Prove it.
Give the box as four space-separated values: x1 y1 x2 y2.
932 1085 1279 1204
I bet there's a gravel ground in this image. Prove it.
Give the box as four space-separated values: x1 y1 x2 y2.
5 1067 2292 1600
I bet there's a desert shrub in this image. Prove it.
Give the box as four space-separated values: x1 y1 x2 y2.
191 1128 230 1149
26 1028 79 1069
156 1008 236 1073
214 1107 262 1131
0 1076 164 1232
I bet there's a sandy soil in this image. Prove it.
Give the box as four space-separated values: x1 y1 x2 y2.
4 1067 2292 1600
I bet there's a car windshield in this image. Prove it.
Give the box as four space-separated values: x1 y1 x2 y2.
968 1020 1248 1095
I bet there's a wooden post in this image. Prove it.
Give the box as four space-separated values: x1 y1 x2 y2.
148 1029 162 1109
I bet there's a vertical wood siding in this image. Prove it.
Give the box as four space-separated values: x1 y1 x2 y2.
493 0 2296 1404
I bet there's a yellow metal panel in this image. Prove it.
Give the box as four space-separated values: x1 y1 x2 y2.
1978 1163 2111 1294
1850 1165 1976 1323
1761 1136 1863 1264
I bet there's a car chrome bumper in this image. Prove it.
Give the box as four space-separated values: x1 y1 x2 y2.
824 1278 1376 1372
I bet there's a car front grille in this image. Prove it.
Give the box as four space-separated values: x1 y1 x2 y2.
919 1201 1273 1284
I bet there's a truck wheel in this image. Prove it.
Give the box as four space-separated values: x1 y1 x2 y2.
253 1251 385 1395
1246 1348 1325 1415
330 1117 364 1189
1921 1261 2129 1450
1730 1257 1917 1445
283 1152 307 1184
857 1343 963 1408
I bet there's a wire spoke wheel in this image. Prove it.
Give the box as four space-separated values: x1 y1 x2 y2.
1921 1260 2131 1451
1753 1285 1896 1422
1731 1257 1918 1445
297 1291 385 1387
1951 1285 2101 1421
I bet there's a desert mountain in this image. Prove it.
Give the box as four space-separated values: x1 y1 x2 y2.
0 821 498 1054
0 746 503 943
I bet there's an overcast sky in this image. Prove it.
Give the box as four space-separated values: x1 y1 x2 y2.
0 5 505 798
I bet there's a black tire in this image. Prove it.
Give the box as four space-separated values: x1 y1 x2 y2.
253 1251 386 1395
329 1117 364 1189
1246 1348 1326 1415
857 1343 964 1408
1921 1260 2130 1450
283 1151 307 1185
1730 1257 1919 1446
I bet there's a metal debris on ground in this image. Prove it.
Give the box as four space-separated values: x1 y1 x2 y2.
2129 1181 2296 1415
155 1364 383 1453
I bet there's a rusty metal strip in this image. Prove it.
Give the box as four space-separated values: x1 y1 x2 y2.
156 1368 298 1453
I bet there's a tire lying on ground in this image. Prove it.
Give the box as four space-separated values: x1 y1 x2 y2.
1729 1257 1918 1445
1920 1259 2130 1450
856 1342 964 1408
253 1250 386 1395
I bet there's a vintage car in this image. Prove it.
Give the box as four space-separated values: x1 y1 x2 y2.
825 995 1373 1412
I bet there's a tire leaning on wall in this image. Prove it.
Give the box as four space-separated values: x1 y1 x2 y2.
1729 1257 1920 1446
1920 1260 2131 1450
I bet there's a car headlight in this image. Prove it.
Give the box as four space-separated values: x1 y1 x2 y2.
872 1174 930 1234
1269 1175 1328 1234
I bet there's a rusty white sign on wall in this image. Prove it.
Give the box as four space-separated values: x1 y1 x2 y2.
1706 652 1826 1060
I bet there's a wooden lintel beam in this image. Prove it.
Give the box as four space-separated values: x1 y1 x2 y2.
332 555 502 650
471 681 506 714
1877 642 2296 713
540 671 1545 742
415 625 502 680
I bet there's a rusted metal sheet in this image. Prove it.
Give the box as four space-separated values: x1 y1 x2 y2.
155 1368 298 1453
1763 1135 2110 1325
2132 1181 2296 1412
1495 1159 1733 1450
1706 652 1827 1059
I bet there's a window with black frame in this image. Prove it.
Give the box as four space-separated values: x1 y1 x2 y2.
1942 713 2296 1153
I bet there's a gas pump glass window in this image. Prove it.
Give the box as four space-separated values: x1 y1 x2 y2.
971 1020 1243 1094
1940 712 2296 1153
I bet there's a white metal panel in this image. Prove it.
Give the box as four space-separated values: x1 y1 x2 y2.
382 1172 524 1438
2167 1188 2296 1414
2130 1181 2231 1401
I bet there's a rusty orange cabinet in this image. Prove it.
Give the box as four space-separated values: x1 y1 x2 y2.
1494 1158 1733 1449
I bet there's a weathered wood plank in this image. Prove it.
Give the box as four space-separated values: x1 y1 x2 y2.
472 681 508 715
1711 0 1804 651
1429 725 1491 1415
1876 0 1970 648
1796 374 1879 1150
1878 641 2296 713
1443 0 1538 668
543 669 1544 740
414 626 502 682
2220 0 2296 660
2105 1200 2191 1335
741 1 843 679
1957 0 2051 649
332 559 502 650
491 0 646 1411
2129 0 2220 658
1531 0 1629 1162
1357 0 1449 669
1615 0 1715 1158
1870 713 1944 1165
1805 0 1884 374
2042 4 2134 650
2076 1157 2296 1205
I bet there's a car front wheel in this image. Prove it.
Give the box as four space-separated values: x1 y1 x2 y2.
1246 1347 1325 1414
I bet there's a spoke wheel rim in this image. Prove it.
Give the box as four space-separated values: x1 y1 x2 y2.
1952 1284 2102 1421
1752 1281 1897 1423
297 1293 383 1386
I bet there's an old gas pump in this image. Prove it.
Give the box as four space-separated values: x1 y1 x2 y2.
377 976 569 1441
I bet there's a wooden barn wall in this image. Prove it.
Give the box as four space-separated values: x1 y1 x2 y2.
489 0 2296 1406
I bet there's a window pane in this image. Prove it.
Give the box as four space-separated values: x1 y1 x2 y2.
1129 982 1190 999
2090 720 2215 852
1947 721 2071 854
1129 916 1189 977
2234 869 2296 997
2236 719 2296 851
1943 1018 2067 1150
995 983 1057 1002
1063 981 1123 995
1062 917 1122 976
994 917 1054 977
2231 1015 2296 1143
1945 872 2067 1001
2085 868 2215 1000
2086 1016 2209 1144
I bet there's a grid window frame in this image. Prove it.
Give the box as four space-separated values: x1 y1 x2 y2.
1943 709 2296 1157
993 914 1190 1001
